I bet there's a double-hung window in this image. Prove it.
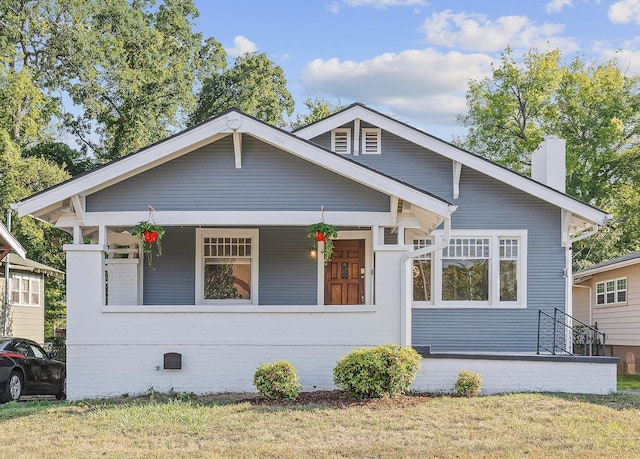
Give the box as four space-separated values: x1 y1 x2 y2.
596 278 626 306
10 273 41 307
412 230 526 308
195 229 259 305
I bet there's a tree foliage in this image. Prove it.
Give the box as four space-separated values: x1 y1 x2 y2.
190 52 294 127
458 48 640 266
290 97 346 130
0 1 301 339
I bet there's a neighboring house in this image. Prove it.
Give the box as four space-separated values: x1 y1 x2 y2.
0 221 63 343
574 251 640 374
13 104 616 399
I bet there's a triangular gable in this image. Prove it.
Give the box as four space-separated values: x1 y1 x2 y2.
295 103 610 234
0 221 25 260
13 110 456 231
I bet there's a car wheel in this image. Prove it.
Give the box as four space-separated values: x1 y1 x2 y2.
1 371 23 403
56 373 66 400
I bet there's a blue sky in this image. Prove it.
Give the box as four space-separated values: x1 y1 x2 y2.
193 0 640 139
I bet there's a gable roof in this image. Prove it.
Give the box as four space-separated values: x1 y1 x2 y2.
0 222 25 260
574 251 640 278
13 109 456 229
295 103 610 233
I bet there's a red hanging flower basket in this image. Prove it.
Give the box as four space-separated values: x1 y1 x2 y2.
143 230 159 243
132 220 165 267
316 231 325 242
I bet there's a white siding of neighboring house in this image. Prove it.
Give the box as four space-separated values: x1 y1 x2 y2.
0 274 45 343
575 264 640 347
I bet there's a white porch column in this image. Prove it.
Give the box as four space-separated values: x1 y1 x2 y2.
63 243 106 400
374 247 411 346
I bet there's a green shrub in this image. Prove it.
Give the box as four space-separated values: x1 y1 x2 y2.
455 370 482 397
333 345 422 399
253 361 301 401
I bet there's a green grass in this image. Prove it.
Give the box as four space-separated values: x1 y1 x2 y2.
618 374 640 390
1 392 640 458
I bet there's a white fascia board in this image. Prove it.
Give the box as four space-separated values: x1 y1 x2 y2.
297 106 608 226
15 117 232 219
17 110 454 223
0 222 26 259
573 258 640 279
294 105 370 139
55 211 395 228
243 119 455 218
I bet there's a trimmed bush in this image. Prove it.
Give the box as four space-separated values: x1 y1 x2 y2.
253 361 301 401
455 370 482 397
333 345 422 399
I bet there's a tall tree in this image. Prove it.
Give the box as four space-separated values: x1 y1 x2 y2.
457 48 562 174
457 48 640 266
190 52 294 127
60 0 226 160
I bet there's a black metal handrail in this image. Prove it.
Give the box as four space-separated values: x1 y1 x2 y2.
537 307 606 356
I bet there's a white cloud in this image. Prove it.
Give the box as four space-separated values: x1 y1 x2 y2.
594 45 640 73
327 0 427 13
609 0 640 23
225 36 258 58
300 48 493 127
546 0 573 13
420 10 576 53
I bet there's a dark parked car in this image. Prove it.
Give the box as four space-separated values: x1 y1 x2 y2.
0 337 66 403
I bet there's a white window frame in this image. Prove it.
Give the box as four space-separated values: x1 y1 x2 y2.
362 128 381 154
9 273 41 307
411 229 528 309
195 228 259 305
596 277 627 306
331 128 351 154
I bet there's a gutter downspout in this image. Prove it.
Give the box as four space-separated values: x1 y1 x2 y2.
564 223 600 352
3 209 12 336
570 225 599 245
399 215 452 346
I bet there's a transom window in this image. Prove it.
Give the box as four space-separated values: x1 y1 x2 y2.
196 229 259 304
596 277 626 305
411 230 526 308
10 273 41 307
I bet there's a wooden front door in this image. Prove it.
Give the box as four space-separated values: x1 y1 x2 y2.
325 239 365 305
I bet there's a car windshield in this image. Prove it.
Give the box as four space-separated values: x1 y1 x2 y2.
0 339 11 350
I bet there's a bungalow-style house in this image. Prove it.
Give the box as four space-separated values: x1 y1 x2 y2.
13 104 616 399
574 251 640 374
0 222 64 343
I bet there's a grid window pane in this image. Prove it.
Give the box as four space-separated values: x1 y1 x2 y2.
202 235 253 301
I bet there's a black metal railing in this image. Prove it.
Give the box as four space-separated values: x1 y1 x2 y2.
537 308 606 356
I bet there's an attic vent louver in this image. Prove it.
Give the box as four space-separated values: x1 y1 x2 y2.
331 128 351 154
362 128 381 154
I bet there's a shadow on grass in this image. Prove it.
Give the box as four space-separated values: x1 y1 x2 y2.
547 391 640 411
0 400 65 422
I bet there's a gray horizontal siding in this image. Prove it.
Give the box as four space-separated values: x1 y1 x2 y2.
312 127 566 352
87 136 389 212
259 227 317 305
142 226 316 305
143 226 195 305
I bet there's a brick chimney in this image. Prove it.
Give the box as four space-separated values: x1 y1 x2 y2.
531 136 566 193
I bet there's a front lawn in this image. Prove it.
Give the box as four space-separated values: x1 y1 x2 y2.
618 374 640 390
1 392 640 458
